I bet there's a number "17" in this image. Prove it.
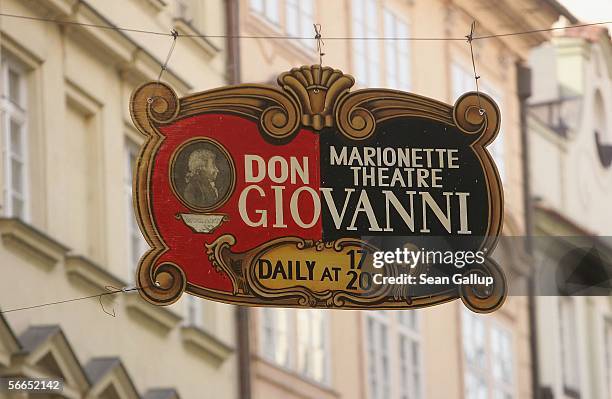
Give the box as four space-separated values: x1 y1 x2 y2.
347 249 367 269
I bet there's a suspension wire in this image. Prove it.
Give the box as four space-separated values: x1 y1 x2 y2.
466 21 484 114
0 11 609 42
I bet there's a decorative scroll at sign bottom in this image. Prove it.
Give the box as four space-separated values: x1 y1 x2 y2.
130 65 506 313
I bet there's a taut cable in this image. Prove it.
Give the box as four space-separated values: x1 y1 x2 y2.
0 12 609 42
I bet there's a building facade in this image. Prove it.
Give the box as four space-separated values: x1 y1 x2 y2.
231 0 569 398
0 1 238 398
529 25 612 399
2 1 603 399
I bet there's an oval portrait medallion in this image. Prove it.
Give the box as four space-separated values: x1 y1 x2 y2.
170 138 235 212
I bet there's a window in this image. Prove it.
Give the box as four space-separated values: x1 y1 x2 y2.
398 311 421 399
367 313 390 399
296 309 328 383
352 4 412 89
594 90 611 168
260 307 291 368
1 56 28 220
125 140 147 281
559 297 580 395
491 326 513 399
366 311 421 399
250 0 280 26
462 309 514 399
286 0 315 48
383 9 411 91
352 0 380 87
259 308 330 384
250 0 315 48
452 63 505 180
605 320 612 399
184 295 203 327
463 310 487 399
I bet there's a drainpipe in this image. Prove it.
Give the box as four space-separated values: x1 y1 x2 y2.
224 3 249 399
518 63 540 399
236 305 251 399
225 0 241 85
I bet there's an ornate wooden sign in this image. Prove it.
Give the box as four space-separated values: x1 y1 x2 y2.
130 65 505 313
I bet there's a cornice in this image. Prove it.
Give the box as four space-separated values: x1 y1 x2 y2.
0 218 185 335
241 15 317 67
64 255 125 293
124 294 182 331
252 356 340 399
454 0 572 57
0 218 69 269
142 0 167 13
31 0 193 93
180 326 234 366
527 113 570 151
173 18 221 59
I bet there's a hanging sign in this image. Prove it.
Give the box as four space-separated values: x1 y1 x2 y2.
130 65 505 313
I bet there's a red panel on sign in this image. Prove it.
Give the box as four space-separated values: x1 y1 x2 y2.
152 113 322 291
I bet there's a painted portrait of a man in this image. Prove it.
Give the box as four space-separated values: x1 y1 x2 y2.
184 149 220 208
171 139 234 211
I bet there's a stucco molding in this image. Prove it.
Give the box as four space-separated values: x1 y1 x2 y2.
124 294 182 331
60 0 192 93
64 255 125 294
252 356 341 399
14 326 90 397
143 0 167 13
84 358 140 399
0 218 69 269
241 15 317 66
180 326 234 366
0 316 20 368
173 18 220 59
527 114 570 151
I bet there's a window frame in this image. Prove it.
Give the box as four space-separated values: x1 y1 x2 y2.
183 294 204 328
296 309 330 384
1 54 30 221
489 321 515 398
559 297 581 397
248 0 315 49
286 0 315 49
397 311 422 399
249 0 281 27
259 307 293 369
366 311 391 399
124 138 148 282
351 0 381 88
365 311 423 399
382 7 411 91
462 308 516 399
605 317 612 399
258 307 331 385
463 309 488 399
351 1 413 89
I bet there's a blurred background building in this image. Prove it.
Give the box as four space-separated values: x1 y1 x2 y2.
1 1 611 399
0 0 237 398
529 24 612 399
231 1 570 399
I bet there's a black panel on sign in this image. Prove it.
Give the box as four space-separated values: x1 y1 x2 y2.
319 118 490 252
